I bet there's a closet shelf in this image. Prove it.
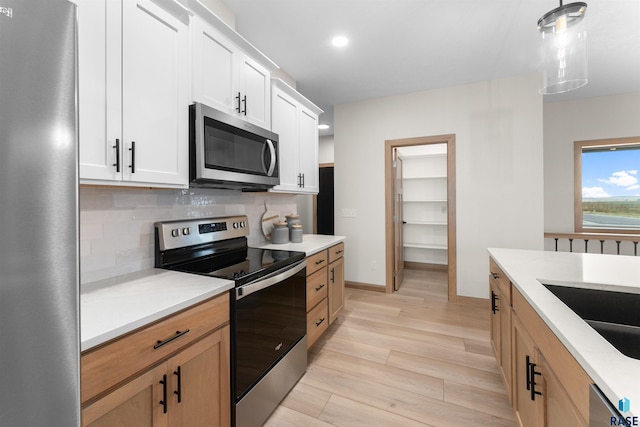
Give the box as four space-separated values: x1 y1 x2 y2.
403 243 448 250
404 221 447 226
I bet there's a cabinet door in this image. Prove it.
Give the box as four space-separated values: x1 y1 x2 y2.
512 313 543 427
191 17 238 115
271 88 301 192
167 327 230 427
328 257 345 324
82 363 167 427
77 0 122 181
239 55 271 129
297 106 319 194
498 287 512 404
540 355 588 427
121 0 188 186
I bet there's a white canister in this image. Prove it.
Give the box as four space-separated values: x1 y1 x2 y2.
290 224 303 243
285 214 301 232
271 222 289 244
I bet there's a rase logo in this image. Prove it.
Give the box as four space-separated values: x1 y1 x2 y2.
0 7 13 18
611 397 638 426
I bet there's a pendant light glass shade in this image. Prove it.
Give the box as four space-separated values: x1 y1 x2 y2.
538 2 588 95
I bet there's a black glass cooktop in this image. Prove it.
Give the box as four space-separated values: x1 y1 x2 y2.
170 246 305 286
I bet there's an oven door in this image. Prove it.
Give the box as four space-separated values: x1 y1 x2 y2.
191 103 279 188
232 259 306 402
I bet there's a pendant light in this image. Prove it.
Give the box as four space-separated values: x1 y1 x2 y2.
537 1 588 95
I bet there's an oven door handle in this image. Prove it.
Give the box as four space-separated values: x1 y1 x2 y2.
236 260 306 300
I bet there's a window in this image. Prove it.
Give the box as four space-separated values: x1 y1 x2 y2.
575 137 640 233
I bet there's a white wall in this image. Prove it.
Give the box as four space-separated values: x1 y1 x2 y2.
319 135 335 164
334 74 544 298
544 93 640 233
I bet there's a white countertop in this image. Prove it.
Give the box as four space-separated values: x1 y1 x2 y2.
488 248 640 417
81 269 233 352
257 234 346 256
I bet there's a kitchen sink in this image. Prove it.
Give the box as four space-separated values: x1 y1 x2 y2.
543 284 640 360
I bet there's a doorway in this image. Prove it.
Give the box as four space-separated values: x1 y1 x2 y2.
384 134 457 301
315 164 334 235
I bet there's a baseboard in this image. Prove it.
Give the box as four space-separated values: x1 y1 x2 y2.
456 295 488 306
345 281 386 293
404 261 448 271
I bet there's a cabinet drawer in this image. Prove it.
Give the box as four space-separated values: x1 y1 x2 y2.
328 242 344 264
489 257 511 303
81 292 229 405
306 250 328 275
307 298 328 349
307 267 328 310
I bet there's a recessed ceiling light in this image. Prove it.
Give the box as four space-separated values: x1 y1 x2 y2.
318 124 330 130
331 36 349 48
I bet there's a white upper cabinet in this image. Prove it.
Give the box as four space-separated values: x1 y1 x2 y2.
190 5 276 130
77 0 189 188
270 79 323 195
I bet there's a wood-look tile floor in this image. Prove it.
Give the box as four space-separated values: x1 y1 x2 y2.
264 269 517 427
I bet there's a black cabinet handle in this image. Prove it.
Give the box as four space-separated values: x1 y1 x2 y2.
525 355 542 400
173 366 182 403
235 92 241 113
491 291 499 314
297 173 302 187
529 360 542 401
241 94 247 115
315 283 325 291
129 141 135 173
315 259 325 265
491 272 499 280
153 329 190 350
159 374 168 414
315 317 325 327
335 250 343 255
301 173 305 188
330 267 335 283
526 355 532 391
113 139 120 172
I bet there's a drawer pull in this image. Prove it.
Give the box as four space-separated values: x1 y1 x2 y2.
153 329 190 350
335 250 343 255
315 283 326 291
315 259 325 265
315 317 326 327
490 272 499 280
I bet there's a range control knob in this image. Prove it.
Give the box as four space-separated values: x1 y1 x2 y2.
182 227 191 236
233 222 239 229
171 228 180 238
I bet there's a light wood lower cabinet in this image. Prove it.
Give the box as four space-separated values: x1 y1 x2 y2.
81 293 230 427
489 257 591 427
489 262 511 403
306 242 345 348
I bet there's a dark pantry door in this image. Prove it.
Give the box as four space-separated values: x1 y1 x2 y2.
317 166 334 235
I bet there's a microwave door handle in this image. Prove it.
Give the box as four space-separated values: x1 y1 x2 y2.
265 139 276 176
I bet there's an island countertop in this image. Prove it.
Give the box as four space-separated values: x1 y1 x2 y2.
488 248 640 417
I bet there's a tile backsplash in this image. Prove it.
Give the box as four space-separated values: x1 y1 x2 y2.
80 186 298 284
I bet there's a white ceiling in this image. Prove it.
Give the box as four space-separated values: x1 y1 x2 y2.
223 0 640 136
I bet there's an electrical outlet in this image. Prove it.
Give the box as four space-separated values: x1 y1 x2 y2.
371 260 377 270
342 208 357 218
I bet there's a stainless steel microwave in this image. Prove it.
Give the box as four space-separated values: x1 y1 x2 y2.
189 102 279 190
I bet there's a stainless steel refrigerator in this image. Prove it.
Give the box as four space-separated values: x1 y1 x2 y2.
0 1 80 425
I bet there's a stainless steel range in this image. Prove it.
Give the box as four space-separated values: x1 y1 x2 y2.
154 216 307 427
